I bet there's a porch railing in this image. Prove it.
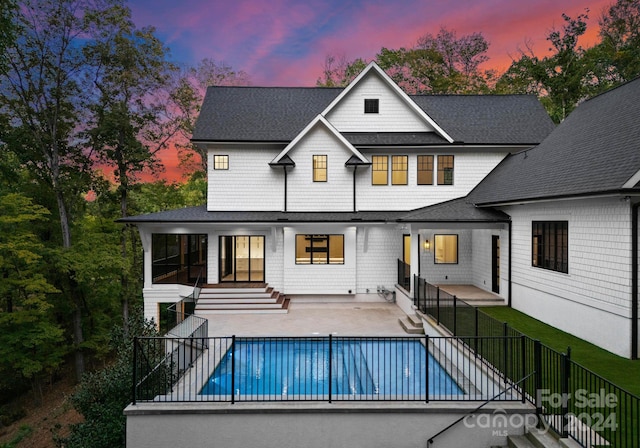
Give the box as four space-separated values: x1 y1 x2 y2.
397 258 410 291
413 274 640 448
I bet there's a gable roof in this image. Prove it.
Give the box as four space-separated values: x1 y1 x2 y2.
271 115 368 164
192 87 554 146
320 62 454 143
469 78 640 206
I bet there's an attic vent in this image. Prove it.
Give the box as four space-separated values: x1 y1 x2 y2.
364 98 379 114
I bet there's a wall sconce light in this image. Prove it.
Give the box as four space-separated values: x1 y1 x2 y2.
423 239 431 251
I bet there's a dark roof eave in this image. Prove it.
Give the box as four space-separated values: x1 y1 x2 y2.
474 188 640 207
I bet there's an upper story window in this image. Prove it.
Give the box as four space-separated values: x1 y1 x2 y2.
213 155 229 170
295 234 344 264
532 221 568 274
391 155 408 185
364 98 379 114
434 234 458 264
372 155 388 185
313 155 327 182
417 155 434 185
437 155 454 185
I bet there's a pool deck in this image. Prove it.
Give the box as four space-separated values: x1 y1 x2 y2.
202 301 409 337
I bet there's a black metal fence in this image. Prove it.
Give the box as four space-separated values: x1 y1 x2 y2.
133 335 530 404
397 258 410 291
414 275 640 448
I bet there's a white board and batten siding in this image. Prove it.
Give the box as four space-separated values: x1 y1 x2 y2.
324 71 433 133
503 197 634 357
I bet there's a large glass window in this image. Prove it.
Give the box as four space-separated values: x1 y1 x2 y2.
213 155 229 170
313 155 327 182
372 155 388 185
532 221 568 273
152 234 207 284
437 155 454 185
391 155 408 185
434 234 458 264
295 234 344 264
417 155 434 185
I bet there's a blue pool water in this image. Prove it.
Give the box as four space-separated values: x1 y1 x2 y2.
200 339 463 398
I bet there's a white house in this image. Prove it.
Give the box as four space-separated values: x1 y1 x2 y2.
122 62 640 359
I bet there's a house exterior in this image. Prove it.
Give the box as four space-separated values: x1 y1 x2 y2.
122 62 640 359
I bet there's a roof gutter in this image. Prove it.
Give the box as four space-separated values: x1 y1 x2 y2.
475 190 640 208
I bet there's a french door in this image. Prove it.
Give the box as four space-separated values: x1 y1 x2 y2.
219 235 265 282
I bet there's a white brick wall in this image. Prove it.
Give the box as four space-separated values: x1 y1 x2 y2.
325 72 432 132
502 197 634 357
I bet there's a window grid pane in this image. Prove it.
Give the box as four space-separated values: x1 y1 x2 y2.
391 155 408 185
364 98 379 113
417 155 434 185
437 155 454 185
372 155 388 185
213 155 229 170
313 155 327 182
295 234 344 265
532 221 568 273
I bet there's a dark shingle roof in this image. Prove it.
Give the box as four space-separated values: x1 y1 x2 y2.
342 132 448 146
192 87 554 145
120 201 509 225
469 78 640 205
399 197 509 222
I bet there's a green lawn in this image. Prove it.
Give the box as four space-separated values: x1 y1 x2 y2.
480 306 640 397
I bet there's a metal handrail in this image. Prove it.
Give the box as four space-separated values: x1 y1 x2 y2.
426 371 537 446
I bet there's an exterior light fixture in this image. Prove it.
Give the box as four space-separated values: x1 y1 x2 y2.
423 239 431 251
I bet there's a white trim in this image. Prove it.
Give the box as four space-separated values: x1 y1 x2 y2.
320 61 455 144
623 168 640 188
270 115 369 164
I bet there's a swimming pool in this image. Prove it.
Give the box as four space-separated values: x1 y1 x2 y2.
200 338 463 400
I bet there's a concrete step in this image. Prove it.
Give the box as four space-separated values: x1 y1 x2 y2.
526 428 563 448
197 298 290 315
507 435 537 448
195 285 289 314
398 316 424 335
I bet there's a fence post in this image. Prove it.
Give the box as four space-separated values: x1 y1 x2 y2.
453 295 457 336
521 335 526 403
503 322 509 381
231 335 236 404
328 334 333 404
474 308 479 354
132 337 138 405
561 347 571 438
425 335 429 404
534 340 542 418
436 287 440 325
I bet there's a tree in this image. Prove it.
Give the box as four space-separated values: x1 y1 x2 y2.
316 54 367 87
496 11 592 122
0 0 95 380
597 0 640 83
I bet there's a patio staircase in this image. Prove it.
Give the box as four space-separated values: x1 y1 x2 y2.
491 427 582 448
195 284 290 314
399 313 424 334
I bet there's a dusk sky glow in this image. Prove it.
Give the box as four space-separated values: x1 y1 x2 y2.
127 0 612 181
129 0 612 87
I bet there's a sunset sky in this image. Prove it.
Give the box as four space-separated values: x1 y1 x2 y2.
127 0 613 179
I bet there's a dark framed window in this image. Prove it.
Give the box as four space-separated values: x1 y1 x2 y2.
437 155 454 185
391 155 408 185
295 234 344 264
532 221 568 273
213 155 229 170
364 98 379 114
152 234 207 284
434 234 458 264
313 155 327 182
417 155 434 185
372 155 388 185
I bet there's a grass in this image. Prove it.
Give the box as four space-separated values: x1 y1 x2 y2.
480 306 640 397
0 425 32 448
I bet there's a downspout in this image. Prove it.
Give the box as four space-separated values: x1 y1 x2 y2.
283 166 288 212
353 166 357 212
508 220 512 308
632 201 638 359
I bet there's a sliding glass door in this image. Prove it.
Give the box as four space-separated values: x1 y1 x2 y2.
219 235 265 282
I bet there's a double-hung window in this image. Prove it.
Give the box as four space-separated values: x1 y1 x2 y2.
437 155 454 185
313 155 327 182
532 221 568 273
372 155 388 185
391 155 408 185
295 234 344 264
417 155 434 185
